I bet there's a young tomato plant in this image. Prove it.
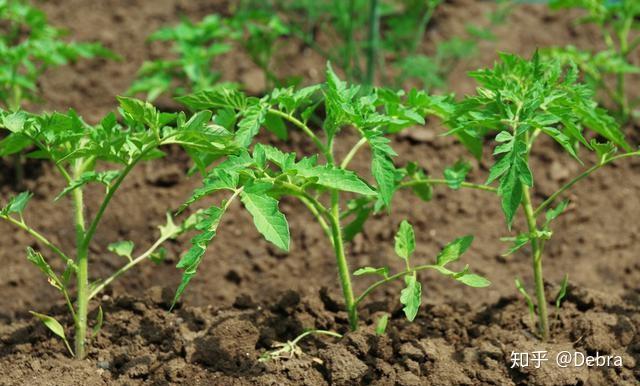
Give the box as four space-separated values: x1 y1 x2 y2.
447 52 639 341
0 0 116 186
172 65 489 336
546 0 640 122
0 98 236 359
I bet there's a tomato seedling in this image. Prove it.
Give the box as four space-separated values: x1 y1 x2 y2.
0 98 236 358
173 64 489 333
447 52 639 340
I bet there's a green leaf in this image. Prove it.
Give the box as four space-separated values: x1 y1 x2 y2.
375 313 389 335
298 165 376 196
590 139 616 164
366 133 397 207
0 133 31 156
545 200 569 226
455 273 491 287
555 274 569 310
394 220 415 262
235 104 267 147
108 241 134 261
55 171 120 201
29 311 67 341
2 112 28 133
2 191 33 215
436 235 474 266
498 168 523 229
443 161 471 190
400 274 422 322
159 212 183 239
353 266 389 278
240 190 290 251
92 305 104 338
173 206 225 307
117 96 162 130
177 88 247 111
264 112 288 140
26 247 63 290
343 199 373 242
501 233 530 256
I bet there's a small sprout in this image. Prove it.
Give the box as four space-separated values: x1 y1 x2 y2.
555 274 569 311
375 313 390 336
259 330 342 362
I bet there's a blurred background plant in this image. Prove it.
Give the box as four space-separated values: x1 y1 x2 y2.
544 0 640 124
129 0 516 103
0 0 117 188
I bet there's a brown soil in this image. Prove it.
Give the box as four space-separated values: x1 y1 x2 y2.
1 0 639 385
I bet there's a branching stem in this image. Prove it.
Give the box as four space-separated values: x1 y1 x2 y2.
534 150 640 216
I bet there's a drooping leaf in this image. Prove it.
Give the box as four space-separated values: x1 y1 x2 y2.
29 311 67 341
173 206 225 306
241 190 290 251
400 274 422 322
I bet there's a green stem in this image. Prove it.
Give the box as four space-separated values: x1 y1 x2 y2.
534 151 640 217
354 263 443 306
297 195 332 241
521 184 549 341
0 215 73 266
410 2 437 55
329 190 358 330
72 160 88 359
399 178 497 192
267 108 327 157
88 233 172 299
79 152 147 255
340 137 368 169
365 0 380 86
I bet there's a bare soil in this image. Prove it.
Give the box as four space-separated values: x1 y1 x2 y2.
0 0 639 385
